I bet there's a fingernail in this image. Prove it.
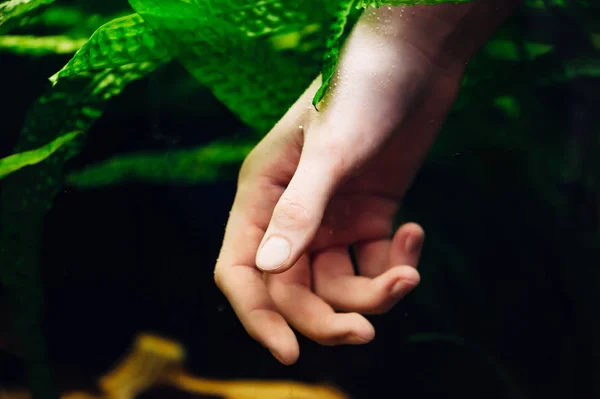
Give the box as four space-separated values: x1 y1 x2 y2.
256 236 291 271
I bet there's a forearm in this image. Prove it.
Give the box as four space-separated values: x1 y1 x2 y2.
361 0 523 76
435 0 524 69
325 1 523 194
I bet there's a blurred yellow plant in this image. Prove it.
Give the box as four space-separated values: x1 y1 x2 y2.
1 333 349 399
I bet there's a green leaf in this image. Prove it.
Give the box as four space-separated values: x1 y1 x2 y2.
524 0 590 8
0 0 55 34
66 139 256 188
0 60 162 399
312 0 356 108
493 96 520 119
50 14 171 84
483 39 554 61
206 0 323 38
0 35 88 55
26 4 87 29
0 131 82 179
129 0 329 134
559 56 600 81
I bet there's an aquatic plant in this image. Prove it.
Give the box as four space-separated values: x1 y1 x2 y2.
1 332 351 399
0 131 81 180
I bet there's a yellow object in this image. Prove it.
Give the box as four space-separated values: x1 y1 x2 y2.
99 332 349 399
171 374 348 399
98 333 185 399
0 333 349 399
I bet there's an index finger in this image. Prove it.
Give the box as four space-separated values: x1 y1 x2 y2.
213 77 322 365
214 197 299 365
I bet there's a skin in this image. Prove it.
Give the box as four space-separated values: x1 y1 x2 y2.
215 1 521 365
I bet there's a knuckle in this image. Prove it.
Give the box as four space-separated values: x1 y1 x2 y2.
271 193 314 230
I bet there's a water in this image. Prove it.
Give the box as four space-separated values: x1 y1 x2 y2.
0 1 598 399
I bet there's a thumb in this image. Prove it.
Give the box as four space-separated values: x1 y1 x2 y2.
255 151 344 273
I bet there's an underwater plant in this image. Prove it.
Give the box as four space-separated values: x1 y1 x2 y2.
0 0 598 398
1 332 351 399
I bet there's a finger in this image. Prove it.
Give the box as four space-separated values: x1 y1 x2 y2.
356 222 425 278
254 150 345 273
353 239 389 278
312 246 420 314
214 209 299 365
213 78 325 365
267 255 375 346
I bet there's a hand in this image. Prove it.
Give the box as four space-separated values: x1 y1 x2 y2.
214 5 475 365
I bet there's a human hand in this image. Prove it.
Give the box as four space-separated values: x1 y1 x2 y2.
214 3 514 365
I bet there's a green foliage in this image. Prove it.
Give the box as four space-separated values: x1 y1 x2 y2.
0 0 55 34
0 131 81 179
127 0 329 134
312 0 356 107
0 2 134 56
0 49 160 399
65 140 254 187
0 34 87 55
50 13 171 83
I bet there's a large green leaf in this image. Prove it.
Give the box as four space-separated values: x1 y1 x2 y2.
312 0 356 108
204 0 332 38
0 61 162 399
128 0 329 134
50 13 171 84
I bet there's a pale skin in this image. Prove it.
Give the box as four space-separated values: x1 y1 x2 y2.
214 1 521 365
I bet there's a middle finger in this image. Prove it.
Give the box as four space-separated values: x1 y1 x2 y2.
266 254 375 346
